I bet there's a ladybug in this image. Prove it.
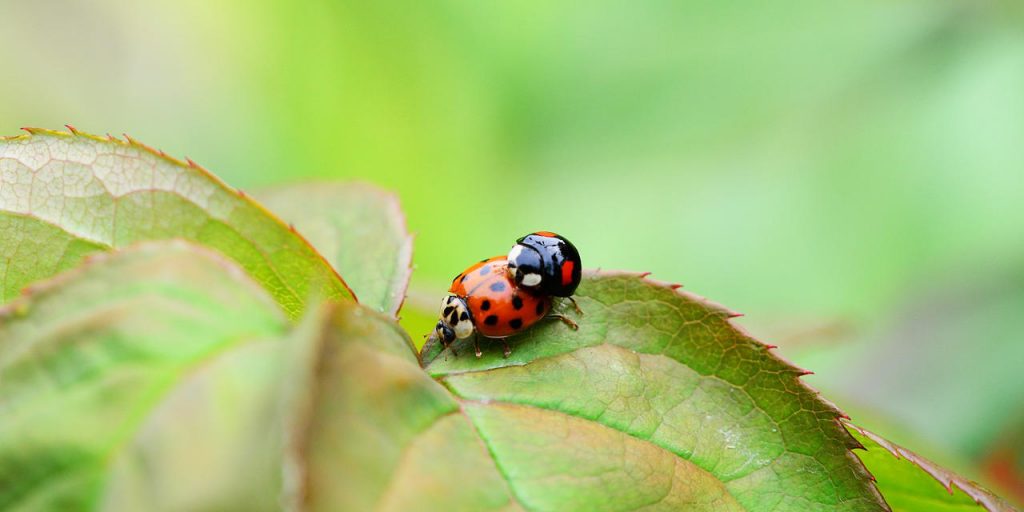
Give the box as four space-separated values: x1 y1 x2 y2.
435 256 575 357
507 231 582 298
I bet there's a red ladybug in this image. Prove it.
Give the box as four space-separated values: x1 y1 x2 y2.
435 256 575 357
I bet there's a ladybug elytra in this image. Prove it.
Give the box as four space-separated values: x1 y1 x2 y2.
435 256 571 357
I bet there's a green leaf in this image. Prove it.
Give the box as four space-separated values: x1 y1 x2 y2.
0 128 353 318
5 245 1013 511
282 302 520 512
417 271 887 510
256 182 413 317
0 241 290 511
846 423 1017 512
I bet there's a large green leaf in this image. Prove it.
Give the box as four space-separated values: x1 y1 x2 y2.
256 182 413 317
846 422 1016 512
287 300 752 511
281 302 516 512
0 241 289 511
415 270 887 510
0 128 353 318
2 241 1013 510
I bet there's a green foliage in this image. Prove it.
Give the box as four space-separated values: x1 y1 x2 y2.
0 242 289 510
256 182 413 317
420 273 882 511
0 129 1015 511
0 130 353 318
4 4 1024 488
845 424 1015 512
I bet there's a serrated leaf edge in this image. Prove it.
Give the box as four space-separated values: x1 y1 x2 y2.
421 268 892 510
627 270 891 508
1 127 358 303
844 420 1018 512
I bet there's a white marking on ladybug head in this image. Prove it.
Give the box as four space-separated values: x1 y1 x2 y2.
521 272 542 287
453 314 473 339
508 244 524 266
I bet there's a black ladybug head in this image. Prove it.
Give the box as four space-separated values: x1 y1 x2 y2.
507 232 582 297
435 320 456 344
507 243 545 289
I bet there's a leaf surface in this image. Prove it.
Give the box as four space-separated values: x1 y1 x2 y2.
3 247 1013 511
846 422 1017 512
415 270 888 511
0 241 289 511
257 182 413 317
284 302 516 512
0 128 353 318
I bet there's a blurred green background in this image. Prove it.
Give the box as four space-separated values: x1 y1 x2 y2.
3 0 1022 502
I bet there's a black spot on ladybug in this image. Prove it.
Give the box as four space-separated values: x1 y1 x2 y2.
509 318 523 330
460 311 469 321
443 306 454 316
479 265 491 276
512 295 523 310
484 315 498 326
535 301 544 315
490 282 506 292
481 300 491 311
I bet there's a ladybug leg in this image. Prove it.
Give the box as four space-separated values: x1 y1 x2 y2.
502 340 512 358
566 296 584 316
473 333 483 358
547 313 579 331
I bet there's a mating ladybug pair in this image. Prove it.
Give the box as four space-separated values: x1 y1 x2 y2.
434 232 582 357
